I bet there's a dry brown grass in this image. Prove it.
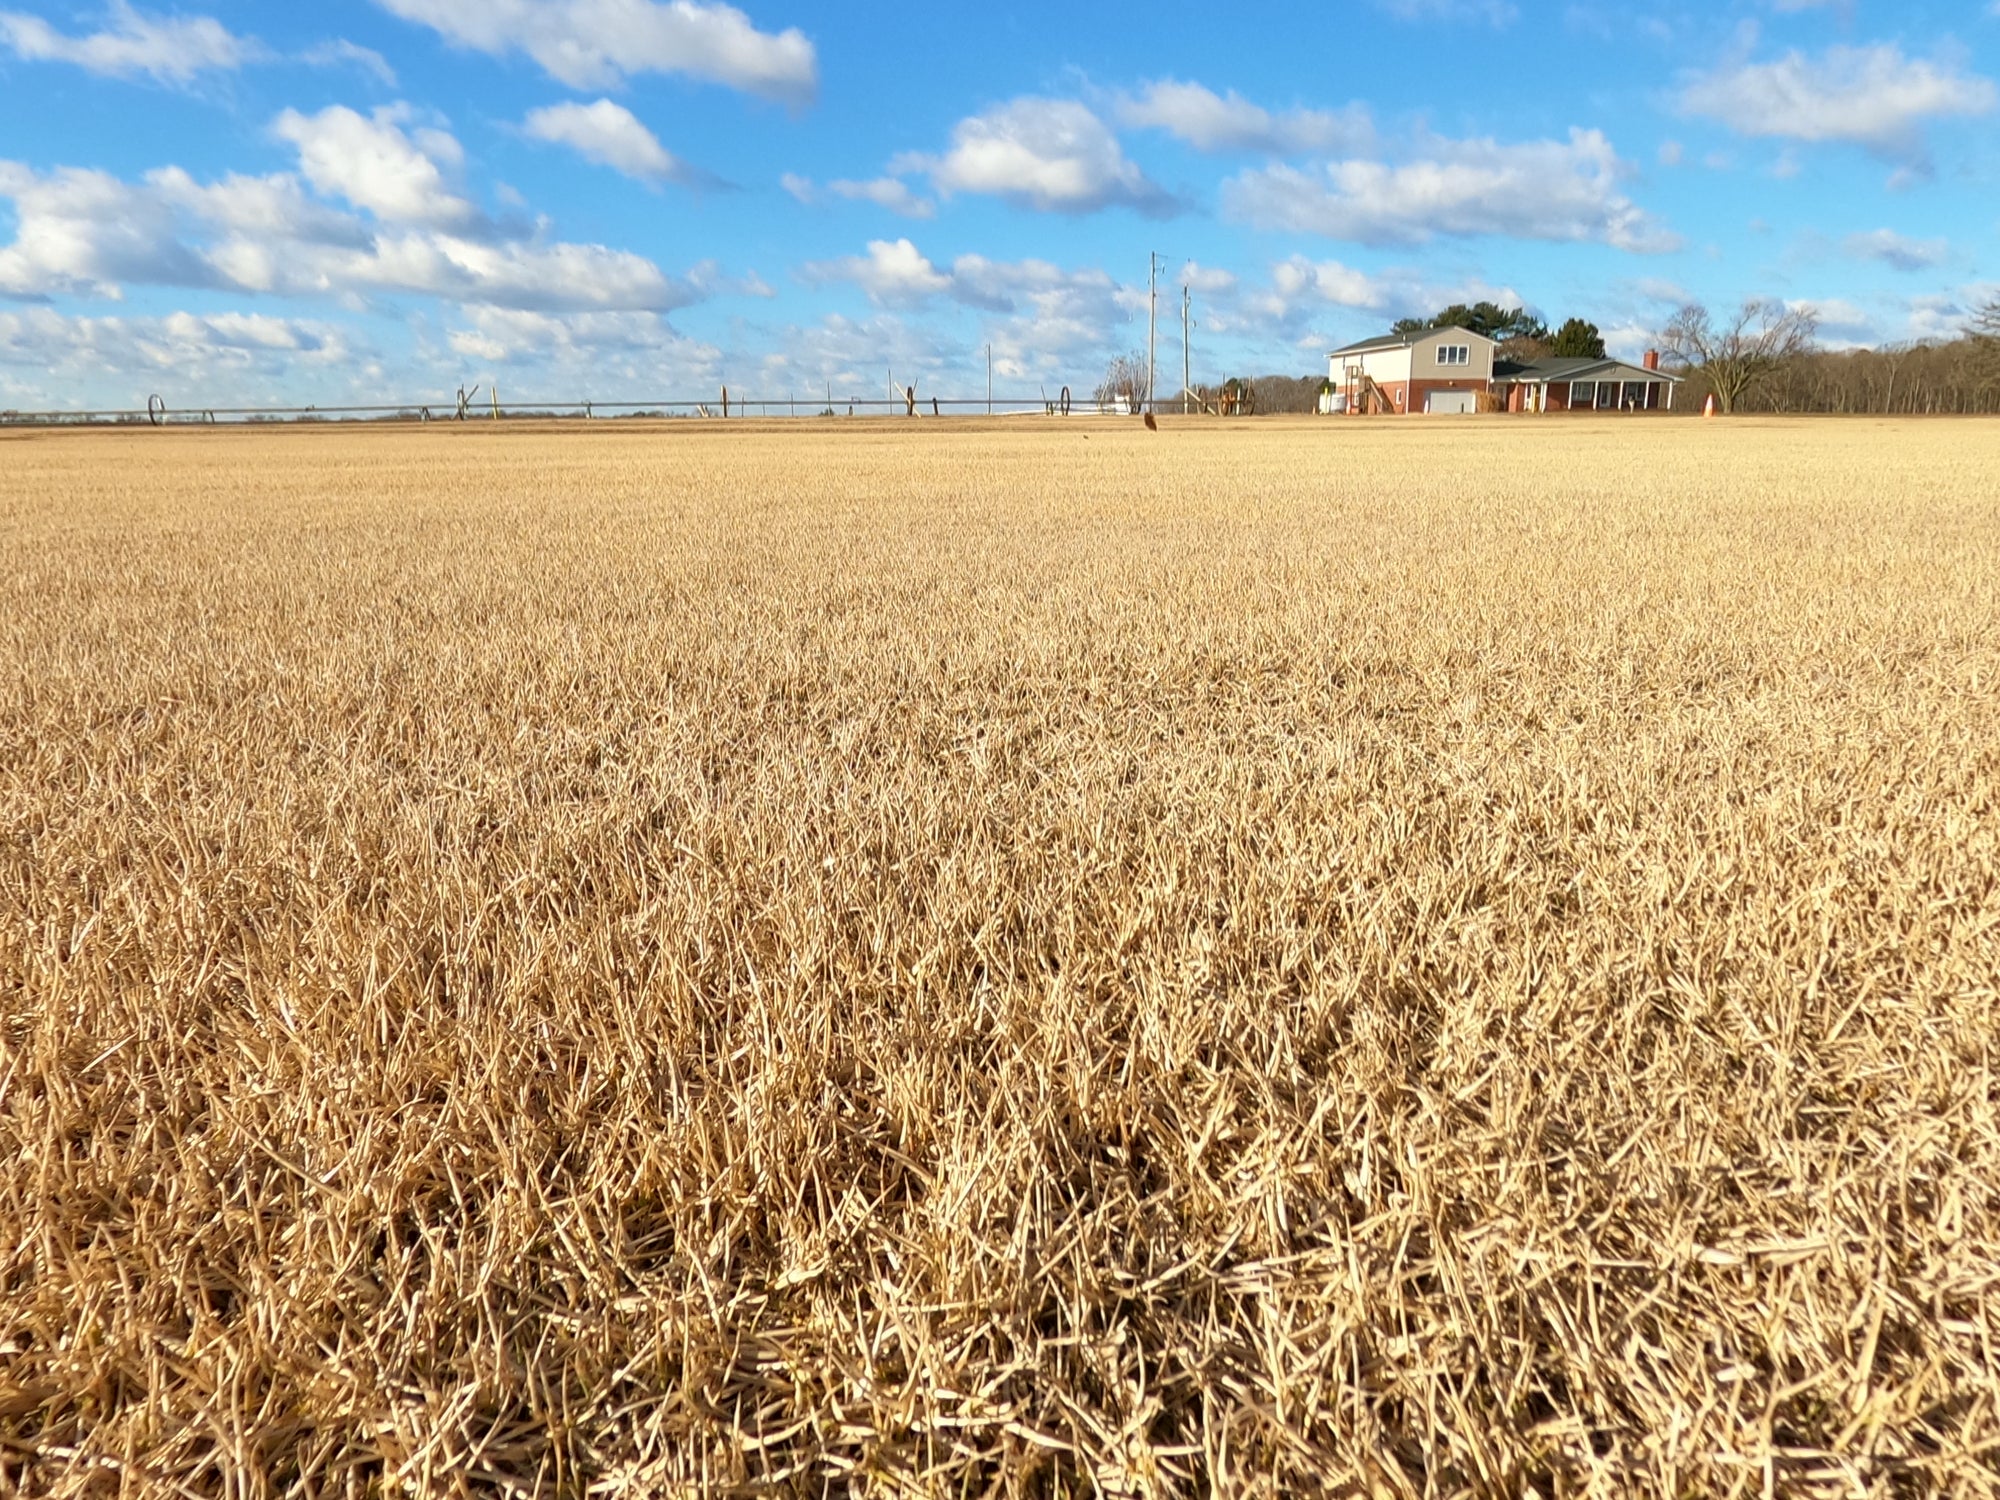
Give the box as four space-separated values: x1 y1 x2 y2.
2 415 1998 1497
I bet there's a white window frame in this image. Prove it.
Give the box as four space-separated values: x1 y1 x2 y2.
1436 343 1470 368
1570 381 1595 407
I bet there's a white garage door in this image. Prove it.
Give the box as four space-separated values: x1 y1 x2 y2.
1426 389 1476 415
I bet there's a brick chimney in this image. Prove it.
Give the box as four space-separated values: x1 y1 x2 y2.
1643 349 1661 372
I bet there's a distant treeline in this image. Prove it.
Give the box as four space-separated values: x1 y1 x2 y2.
1686 335 2000 416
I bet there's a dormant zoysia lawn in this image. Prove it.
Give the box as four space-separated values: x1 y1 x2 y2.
2 418 1997 1495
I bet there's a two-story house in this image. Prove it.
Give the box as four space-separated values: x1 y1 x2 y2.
1328 326 1495 415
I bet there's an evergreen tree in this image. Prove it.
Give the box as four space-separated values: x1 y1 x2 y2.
1549 318 1607 359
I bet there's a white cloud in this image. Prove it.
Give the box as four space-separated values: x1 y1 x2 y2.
801 238 951 306
300 39 398 86
273 105 475 226
781 174 935 218
1224 129 1676 251
1265 256 1391 311
796 239 1140 372
1210 259 1540 350
0 1 256 82
765 312 960 394
1681 45 1996 160
946 255 1129 320
1179 262 1238 296
827 178 935 219
318 233 690 312
0 155 701 315
372 0 816 102
1843 229 1951 273
1114 80 1372 155
443 306 719 386
905 98 1174 216
1787 296 1876 349
148 166 371 250
0 306 356 402
523 100 694 186
0 162 213 298
1905 285 2000 343
1629 277 1691 305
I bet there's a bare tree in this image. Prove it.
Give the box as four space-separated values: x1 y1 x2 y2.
1661 300 1819 413
1970 296 2000 397
1094 351 1149 414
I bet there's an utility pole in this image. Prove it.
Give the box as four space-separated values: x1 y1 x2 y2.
986 343 992 416
1146 252 1160 416
1182 284 1192 416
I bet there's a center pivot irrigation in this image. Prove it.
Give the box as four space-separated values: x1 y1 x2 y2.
3 385 1158 428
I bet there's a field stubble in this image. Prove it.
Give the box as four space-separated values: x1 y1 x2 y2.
2 417 1999 1496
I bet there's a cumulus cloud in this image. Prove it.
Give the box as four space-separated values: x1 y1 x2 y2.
765 312 961 392
0 306 357 404
1788 296 1878 349
300 39 398 86
1115 80 1372 155
802 238 1132 318
1179 262 1238 296
801 238 951 306
523 100 698 186
1261 256 1392 313
904 98 1175 216
321 234 691 313
1223 129 1677 251
1203 258 1537 349
0 162 215 298
1843 229 1951 273
0 153 703 315
0 1 256 82
272 105 475 227
444 305 720 383
147 166 372 250
373 0 816 101
797 238 1140 373
826 177 934 218
1681 44 1996 161
1905 285 2000 344
781 174 935 218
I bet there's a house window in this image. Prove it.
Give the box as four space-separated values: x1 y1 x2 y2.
1437 344 1470 367
1571 381 1595 406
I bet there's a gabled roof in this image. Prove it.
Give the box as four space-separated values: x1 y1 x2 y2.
1330 332 1412 357
1331 325 1498 357
1494 356 1682 383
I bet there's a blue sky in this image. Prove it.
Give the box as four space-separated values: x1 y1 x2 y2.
0 0 1995 409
